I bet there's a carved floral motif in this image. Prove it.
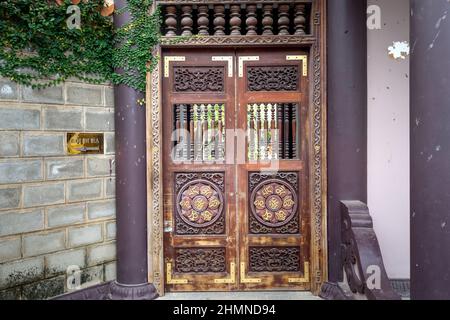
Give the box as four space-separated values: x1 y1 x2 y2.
249 247 301 272
178 182 223 227
247 66 299 91
174 67 225 92
175 172 225 235
249 172 299 234
175 248 226 273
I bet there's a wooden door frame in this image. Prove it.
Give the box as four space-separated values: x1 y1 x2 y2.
146 0 327 296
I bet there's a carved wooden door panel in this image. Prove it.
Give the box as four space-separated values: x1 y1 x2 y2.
163 48 310 292
236 49 311 290
163 49 238 291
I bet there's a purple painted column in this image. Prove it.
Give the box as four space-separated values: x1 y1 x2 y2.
326 0 368 283
411 0 450 300
109 0 158 300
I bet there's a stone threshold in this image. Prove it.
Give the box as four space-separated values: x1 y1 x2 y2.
158 291 322 301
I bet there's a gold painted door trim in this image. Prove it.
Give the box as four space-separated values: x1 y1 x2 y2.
164 56 186 77
286 55 308 76
240 262 262 284
238 56 260 77
288 262 310 284
166 262 189 285
214 262 236 284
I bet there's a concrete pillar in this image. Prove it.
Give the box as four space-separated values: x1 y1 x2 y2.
411 0 450 300
327 0 368 282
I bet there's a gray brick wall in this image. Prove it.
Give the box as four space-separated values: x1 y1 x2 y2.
0 78 116 300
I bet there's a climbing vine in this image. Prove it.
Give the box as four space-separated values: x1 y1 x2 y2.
0 0 161 92
112 0 161 92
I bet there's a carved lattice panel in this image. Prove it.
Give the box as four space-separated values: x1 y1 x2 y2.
175 172 226 235
174 248 227 273
248 172 300 234
249 247 301 272
173 103 226 162
174 67 225 92
247 103 300 161
247 66 299 91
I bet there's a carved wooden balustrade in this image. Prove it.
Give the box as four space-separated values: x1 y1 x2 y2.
158 1 312 39
320 201 402 300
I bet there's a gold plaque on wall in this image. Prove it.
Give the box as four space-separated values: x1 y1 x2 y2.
67 133 104 155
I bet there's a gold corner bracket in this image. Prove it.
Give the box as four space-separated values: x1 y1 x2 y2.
238 56 260 78
286 55 308 76
164 56 186 78
288 262 310 284
212 56 234 77
240 262 262 284
214 262 236 284
166 262 188 285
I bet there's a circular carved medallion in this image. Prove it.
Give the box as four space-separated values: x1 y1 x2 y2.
250 179 298 228
177 180 224 228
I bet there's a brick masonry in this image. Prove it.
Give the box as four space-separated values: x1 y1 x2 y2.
0 78 116 300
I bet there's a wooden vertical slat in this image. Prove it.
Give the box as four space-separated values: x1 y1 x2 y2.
214 5 226 36
197 5 210 36
181 5 193 36
294 4 307 35
201 104 207 161
278 4 291 35
189 104 195 160
248 104 255 161
213 103 219 159
181 104 189 160
174 104 181 160
194 104 201 161
277 103 284 159
221 104 225 159
230 5 242 36
291 103 298 159
164 6 177 37
255 103 261 160
246 5 258 36
284 103 290 159
262 4 274 35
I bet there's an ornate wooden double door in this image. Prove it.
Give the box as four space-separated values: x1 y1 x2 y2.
163 48 310 291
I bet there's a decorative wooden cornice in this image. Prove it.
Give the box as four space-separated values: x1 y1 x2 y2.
160 35 315 47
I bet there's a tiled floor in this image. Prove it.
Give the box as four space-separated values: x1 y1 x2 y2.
158 291 322 300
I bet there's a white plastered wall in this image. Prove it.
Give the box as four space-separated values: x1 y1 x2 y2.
367 0 410 279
